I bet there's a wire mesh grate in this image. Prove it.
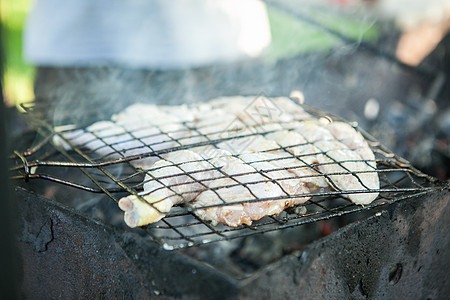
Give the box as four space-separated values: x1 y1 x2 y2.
10 96 444 249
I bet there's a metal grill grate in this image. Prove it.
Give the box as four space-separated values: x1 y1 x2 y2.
10 97 442 249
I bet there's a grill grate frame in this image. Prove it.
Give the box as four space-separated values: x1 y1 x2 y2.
10 98 443 249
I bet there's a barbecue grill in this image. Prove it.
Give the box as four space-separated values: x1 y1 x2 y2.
10 97 442 250
10 94 450 298
5 1 450 298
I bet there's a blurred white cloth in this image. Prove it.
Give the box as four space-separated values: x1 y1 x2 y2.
24 0 271 69
373 0 450 29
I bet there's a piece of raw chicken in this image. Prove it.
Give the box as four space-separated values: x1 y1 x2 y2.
325 121 376 168
265 130 329 188
265 123 379 204
53 119 187 169
192 161 289 227
238 152 327 202
314 140 379 205
118 149 239 227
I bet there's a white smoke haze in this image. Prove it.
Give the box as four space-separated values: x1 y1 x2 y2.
13 0 448 270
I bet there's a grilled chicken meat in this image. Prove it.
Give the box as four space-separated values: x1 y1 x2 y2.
325 121 376 168
192 161 287 227
314 140 379 204
266 123 379 204
118 149 238 227
55 96 380 227
53 120 184 169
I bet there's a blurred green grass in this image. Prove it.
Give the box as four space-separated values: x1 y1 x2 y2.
0 2 378 107
266 5 379 61
1 0 34 106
